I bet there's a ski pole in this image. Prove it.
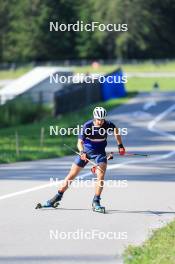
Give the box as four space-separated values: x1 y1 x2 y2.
125 153 149 157
91 152 113 174
63 144 105 173
112 152 149 157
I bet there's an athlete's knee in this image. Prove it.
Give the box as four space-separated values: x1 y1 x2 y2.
97 179 104 187
96 163 106 174
67 164 82 179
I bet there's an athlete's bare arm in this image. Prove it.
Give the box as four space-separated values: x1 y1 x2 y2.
77 138 84 152
114 127 123 145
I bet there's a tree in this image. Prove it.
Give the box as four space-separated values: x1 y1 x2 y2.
0 0 175 62
0 0 11 62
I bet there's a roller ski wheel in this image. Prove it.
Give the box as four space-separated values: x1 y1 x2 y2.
35 201 59 209
35 203 42 209
92 203 105 214
52 202 59 208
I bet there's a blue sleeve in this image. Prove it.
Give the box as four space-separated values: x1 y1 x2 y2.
108 121 116 130
78 120 92 140
78 124 86 140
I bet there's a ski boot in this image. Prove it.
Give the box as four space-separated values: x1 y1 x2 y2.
92 196 105 214
35 192 63 209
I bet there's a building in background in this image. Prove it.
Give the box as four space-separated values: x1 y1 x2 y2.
0 67 72 105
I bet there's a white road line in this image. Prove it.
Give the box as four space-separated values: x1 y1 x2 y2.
143 100 156 111
0 183 54 201
79 103 175 179
148 104 175 141
0 102 175 201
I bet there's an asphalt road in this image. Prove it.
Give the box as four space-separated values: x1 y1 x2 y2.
0 92 175 264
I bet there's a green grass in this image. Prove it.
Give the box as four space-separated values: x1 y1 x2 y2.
0 61 175 80
75 61 175 74
0 62 174 94
127 77 175 92
124 220 175 264
0 65 33 79
0 92 136 163
74 62 175 92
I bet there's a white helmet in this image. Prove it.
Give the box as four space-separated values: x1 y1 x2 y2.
93 107 107 119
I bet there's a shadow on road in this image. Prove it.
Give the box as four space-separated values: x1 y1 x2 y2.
106 209 175 215
37 207 175 216
0 254 120 263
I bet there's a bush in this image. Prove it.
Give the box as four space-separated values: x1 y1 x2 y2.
0 98 52 128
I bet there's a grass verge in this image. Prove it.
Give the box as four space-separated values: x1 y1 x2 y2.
0 65 33 79
0 63 174 95
127 77 175 92
75 61 175 74
0 92 136 163
0 61 175 80
124 220 175 264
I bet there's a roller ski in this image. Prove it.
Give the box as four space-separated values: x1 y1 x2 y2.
92 196 105 214
35 201 59 209
35 192 63 210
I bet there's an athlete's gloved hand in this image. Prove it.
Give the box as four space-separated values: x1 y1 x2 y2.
118 144 125 155
91 166 97 174
80 151 87 161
